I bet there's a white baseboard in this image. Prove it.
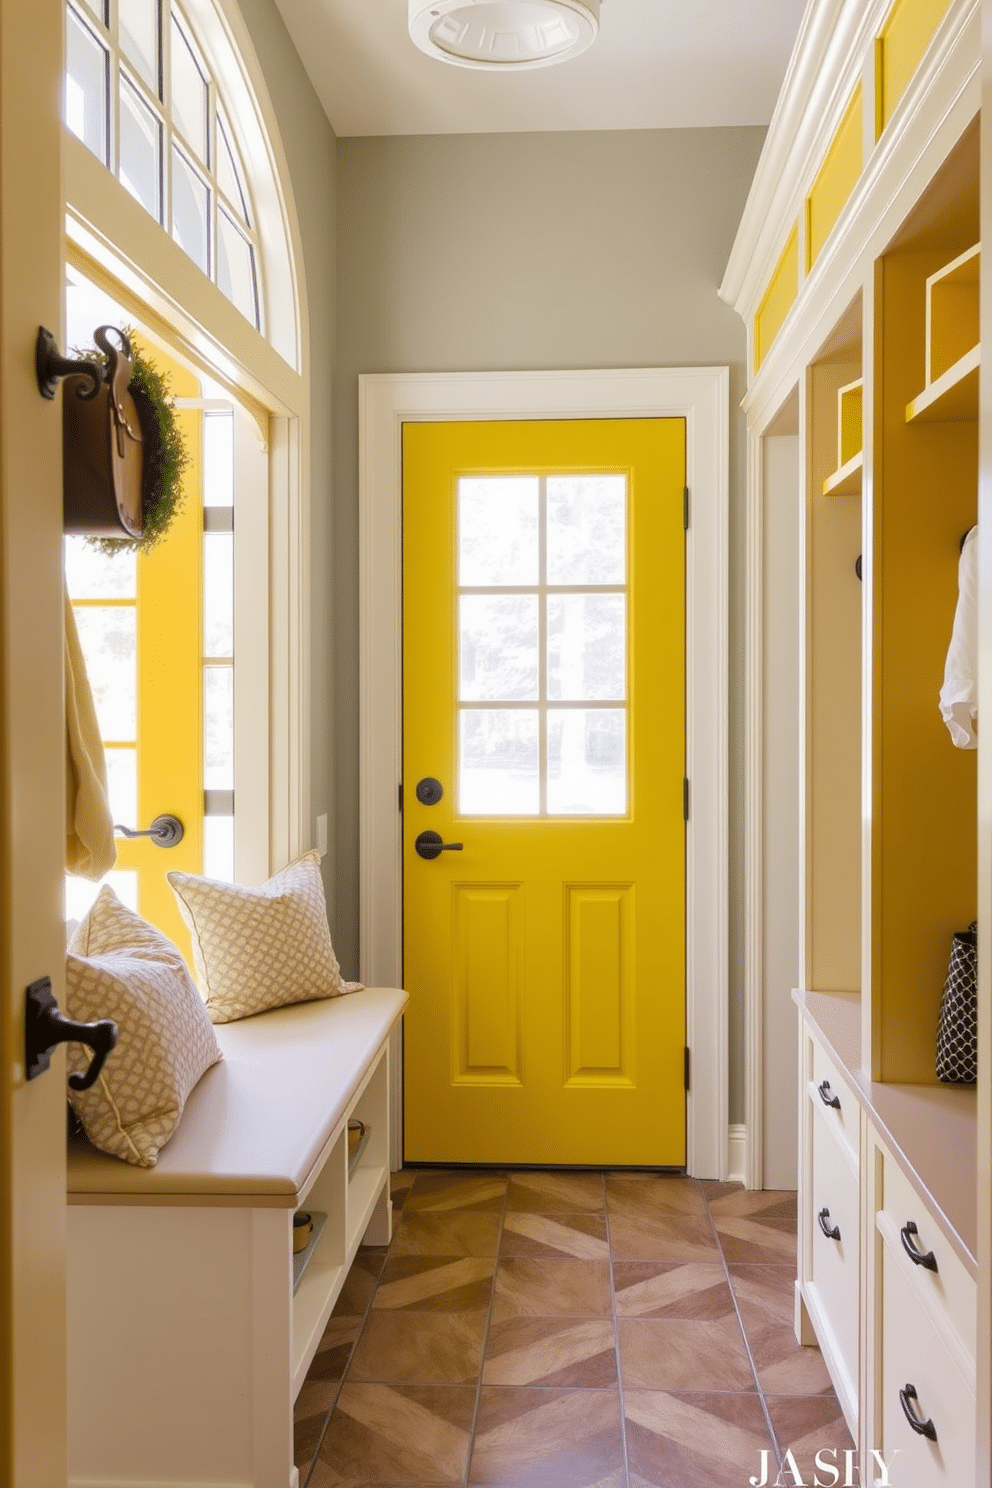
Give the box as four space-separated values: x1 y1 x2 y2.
727 1123 747 1184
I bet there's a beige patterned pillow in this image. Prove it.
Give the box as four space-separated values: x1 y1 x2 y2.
66 887 222 1167
167 850 360 1023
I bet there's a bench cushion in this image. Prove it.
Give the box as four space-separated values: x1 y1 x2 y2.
67 986 408 1204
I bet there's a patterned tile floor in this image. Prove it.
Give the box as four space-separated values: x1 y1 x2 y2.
294 1170 853 1487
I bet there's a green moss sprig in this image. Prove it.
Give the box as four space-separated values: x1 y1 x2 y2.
86 330 190 555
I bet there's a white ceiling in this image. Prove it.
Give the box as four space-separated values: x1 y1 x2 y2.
271 0 809 139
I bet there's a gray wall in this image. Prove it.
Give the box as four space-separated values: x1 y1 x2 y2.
234 0 338 923
333 126 765 1123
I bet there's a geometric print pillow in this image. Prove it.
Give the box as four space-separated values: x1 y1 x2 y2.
166 850 360 1024
66 886 222 1167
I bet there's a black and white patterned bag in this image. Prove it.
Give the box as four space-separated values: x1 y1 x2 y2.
936 921 978 1085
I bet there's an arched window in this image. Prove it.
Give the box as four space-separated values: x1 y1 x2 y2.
66 0 261 329
61 0 310 913
63 0 302 372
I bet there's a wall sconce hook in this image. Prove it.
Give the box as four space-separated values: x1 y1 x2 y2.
36 325 104 401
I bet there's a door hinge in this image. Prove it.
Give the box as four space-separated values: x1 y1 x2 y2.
398 782 403 812
683 485 690 530
683 778 690 821
684 1046 690 1091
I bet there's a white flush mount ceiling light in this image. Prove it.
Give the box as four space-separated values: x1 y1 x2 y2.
409 0 600 70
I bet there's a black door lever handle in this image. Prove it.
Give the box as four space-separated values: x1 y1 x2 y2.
414 830 464 861
25 977 118 1091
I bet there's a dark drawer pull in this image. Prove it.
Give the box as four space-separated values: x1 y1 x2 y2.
899 1383 937 1441
900 1221 938 1273
817 1207 841 1241
817 1079 841 1109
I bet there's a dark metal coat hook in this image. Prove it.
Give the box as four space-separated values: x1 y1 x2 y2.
25 977 118 1091
114 814 185 848
36 325 105 401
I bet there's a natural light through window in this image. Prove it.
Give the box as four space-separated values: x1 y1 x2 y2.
63 271 237 921
64 0 261 330
457 474 628 816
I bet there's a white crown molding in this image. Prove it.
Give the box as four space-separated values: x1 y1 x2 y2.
738 0 979 434
721 0 978 328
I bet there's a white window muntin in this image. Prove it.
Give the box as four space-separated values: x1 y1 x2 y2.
65 0 262 333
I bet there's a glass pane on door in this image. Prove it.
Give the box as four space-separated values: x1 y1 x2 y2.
456 472 628 817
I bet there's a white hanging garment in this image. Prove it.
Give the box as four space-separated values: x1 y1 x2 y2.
939 524 978 749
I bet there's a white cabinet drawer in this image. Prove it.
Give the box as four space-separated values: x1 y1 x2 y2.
877 1148 975 1361
806 1101 859 1407
879 1243 976 1488
808 1033 859 1162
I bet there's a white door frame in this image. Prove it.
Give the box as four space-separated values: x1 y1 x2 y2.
358 367 730 1180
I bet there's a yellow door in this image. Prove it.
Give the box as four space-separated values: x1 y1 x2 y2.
65 331 205 957
403 418 686 1166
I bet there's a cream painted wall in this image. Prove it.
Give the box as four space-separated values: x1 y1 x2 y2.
333 125 765 1123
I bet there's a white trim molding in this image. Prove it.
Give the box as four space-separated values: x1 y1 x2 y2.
727 1125 748 1185
359 368 730 1180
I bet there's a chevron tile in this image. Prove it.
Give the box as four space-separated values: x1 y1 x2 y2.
613 1260 735 1319
618 1314 757 1391
390 1209 502 1257
506 1171 606 1213
404 1171 508 1214
708 1187 797 1220
625 1388 776 1488
728 1265 833 1395
483 1316 617 1387
713 1215 797 1264
333 1246 389 1317
373 1255 496 1311
492 1257 613 1321
349 1308 489 1385
293 1170 823 1488
309 1382 475 1484
765 1393 856 1487
501 1211 609 1260
468 1386 624 1485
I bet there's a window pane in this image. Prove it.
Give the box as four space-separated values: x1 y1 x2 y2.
203 531 233 657
217 113 249 223
120 73 162 221
65 10 109 163
217 209 259 327
104 747 137 826
203 410 234 506
65 868 138 922
459 477 538 586
204 665 233 789
547 475 626 585
171 14 208 161
172 145 209 272
64 537 136 600
459 594 538 702
547 593 625 700
459 709 539 816
203 815 234 882
73 606 136 739
75 0 108 22
119 0 159 92
547 709 626 815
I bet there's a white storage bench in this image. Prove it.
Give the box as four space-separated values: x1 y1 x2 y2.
66 985 407 1488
